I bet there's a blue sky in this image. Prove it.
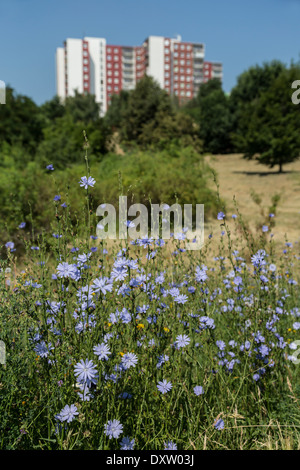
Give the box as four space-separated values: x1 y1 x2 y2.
0 0 299 105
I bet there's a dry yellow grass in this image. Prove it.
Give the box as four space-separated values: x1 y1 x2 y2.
203 153 300 253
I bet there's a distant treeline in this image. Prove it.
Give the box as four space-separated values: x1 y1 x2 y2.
1 59 300 171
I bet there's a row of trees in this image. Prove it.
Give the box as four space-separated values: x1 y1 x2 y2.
0 89 110 169
104 60 300 172
1 60 300 172
186 60 300 172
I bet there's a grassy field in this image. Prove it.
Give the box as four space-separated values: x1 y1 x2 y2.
205 153 300 247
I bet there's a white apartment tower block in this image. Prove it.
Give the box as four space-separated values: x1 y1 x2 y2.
146 36 166 89
84 37 107 114
56 34 222 114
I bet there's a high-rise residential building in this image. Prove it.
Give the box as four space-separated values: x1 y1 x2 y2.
141 35 204 102
203 61 223 83
56 37 107 113
56 35 222 115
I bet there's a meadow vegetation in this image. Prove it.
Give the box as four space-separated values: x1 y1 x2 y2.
0 60 300 450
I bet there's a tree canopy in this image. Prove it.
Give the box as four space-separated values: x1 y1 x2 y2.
2 60 300 173
241 65 300 172
0 86 44 154
229 60 287 152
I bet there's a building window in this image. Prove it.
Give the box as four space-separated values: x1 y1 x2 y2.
107 55 111 60
180 60 185 65
114 70 119 76
165 72 170 78
164 64 170 70
114 48 118 53
165 80 169 85
108 70 112 76
114 55 119 61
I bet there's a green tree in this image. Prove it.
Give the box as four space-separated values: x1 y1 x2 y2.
242 65 300 173
39 95 65 124
64 91 101 122
37 92 111 168
104 90 129 129
182 78 232 153
138 109 201 151
120 75 173 142
37 116 110 169
197 79 232 153
0 86 43 154
229 60 287 151
36 113 86 167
